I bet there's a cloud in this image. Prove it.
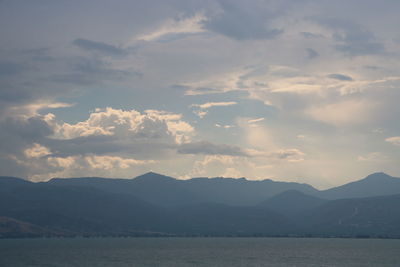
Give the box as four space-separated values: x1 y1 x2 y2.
306 48 319 59
301 32 325 39
183 70 244 96
305 99 377 126
192 101 237 109
335 38 384 56
246 148 306 162
187 146 305 179
0 113 57 178
1 0 400 184
178 141 247 156
54 107 194 144
270 149 306 162
181 66 400 112
189 155 240 178
314 17 385 56
191 101 237 118
0 61 27 76
0 48 140 122
247 117 265 124
327 73 353 81
182 86 223 96
2 105 278 179
35 154 156 181
48 57 139 86
215 123 235 129
385 136 400 146
83 155 155 170
136 13 206 42
203 0 283 40
0 107 195 178
357 152 388 162
24 143 51 158
73 38 127 56
7 102 74 118
372 128 386 134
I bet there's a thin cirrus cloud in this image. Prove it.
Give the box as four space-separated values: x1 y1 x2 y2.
215 123 235 129
192 101 237 109
247 118 265 124
73 38 128 56
135 13 207 42
191 101 237 118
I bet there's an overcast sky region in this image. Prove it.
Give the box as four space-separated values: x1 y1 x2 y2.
1 0 400 188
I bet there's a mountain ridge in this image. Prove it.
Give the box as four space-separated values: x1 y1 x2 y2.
16 171 398 187
1 172 400 238
319 172 400 199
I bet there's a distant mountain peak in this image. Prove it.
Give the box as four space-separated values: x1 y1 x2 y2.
133 172 176 181
364 172 392 180
321 172 400 199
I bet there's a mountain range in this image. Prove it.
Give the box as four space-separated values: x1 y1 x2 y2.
1 172 400 238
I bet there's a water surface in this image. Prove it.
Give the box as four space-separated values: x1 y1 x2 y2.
1 237 400 266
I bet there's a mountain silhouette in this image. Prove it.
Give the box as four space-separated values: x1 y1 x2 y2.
1 172 400 238
49 172 319 206
319 172 400 199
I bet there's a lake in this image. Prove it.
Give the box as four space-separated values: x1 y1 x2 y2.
1 237 400 266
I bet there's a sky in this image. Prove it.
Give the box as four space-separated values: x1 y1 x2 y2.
1 0 400 188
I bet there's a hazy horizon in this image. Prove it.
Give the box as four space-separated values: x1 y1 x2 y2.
1 0 400 188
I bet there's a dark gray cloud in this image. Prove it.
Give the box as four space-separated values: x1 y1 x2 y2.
48 73 95 86
0 61 27 76
44 135 127 158
306 48 319 59
0 116 53 153
73 38 127 56
203 0 283 40
178 141 247 156
335 38 384 56
314 17 385 56
0 49 139 119
44 136 174 159
47 57 140 86
21 47 54 62
0 83 32 103
327 73 353 81
0 114 54 177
